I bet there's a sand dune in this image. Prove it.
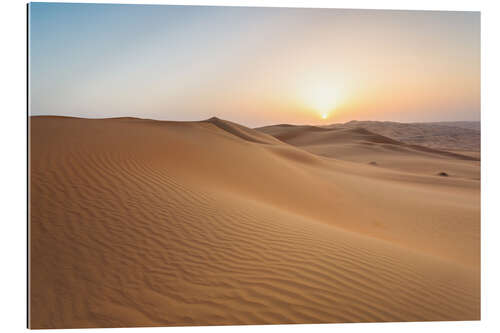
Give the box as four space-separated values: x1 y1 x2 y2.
257 124 480 179
321 120 480 152
30 116 480 328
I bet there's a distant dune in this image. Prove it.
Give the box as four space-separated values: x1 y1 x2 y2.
318 120 480 152
257 124 480 178
30 116 480 328
434 121 480 131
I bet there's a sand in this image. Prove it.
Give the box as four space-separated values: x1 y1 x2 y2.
257 124 480 179
322 120 480 152
29 116 480 328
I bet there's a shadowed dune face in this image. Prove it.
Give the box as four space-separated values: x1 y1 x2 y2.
30 116 480 328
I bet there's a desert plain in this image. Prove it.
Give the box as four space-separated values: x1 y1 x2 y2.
29 116 480 328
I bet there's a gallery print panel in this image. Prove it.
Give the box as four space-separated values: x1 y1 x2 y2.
28 2 480 329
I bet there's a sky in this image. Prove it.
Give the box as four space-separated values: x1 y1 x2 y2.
29 3 480 127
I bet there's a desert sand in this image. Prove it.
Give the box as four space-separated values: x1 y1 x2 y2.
323 120 480 151
29 116 480 328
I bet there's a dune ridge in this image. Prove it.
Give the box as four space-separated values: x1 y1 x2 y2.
30 116 480 328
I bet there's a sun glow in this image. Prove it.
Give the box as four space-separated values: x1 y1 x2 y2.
299 79 340 120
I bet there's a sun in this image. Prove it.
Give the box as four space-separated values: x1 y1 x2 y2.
300 81 338 120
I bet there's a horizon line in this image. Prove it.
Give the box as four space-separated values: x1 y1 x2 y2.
28 114 481 128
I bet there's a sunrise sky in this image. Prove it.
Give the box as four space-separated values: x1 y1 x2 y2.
29 3 480 127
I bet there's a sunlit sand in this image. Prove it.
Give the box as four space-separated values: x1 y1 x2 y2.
30 116 480 328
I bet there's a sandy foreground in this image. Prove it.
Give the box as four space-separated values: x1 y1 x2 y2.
29 116 480 328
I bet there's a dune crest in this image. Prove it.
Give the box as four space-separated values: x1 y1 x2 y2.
205 117 282 145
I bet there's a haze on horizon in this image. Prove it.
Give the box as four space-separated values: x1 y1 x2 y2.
29 3 480 127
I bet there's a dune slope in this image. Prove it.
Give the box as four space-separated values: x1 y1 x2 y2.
257 124 480 179
30 116 480 328
323 120 480 151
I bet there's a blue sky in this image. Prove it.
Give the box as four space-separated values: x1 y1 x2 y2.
29 3 480 126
